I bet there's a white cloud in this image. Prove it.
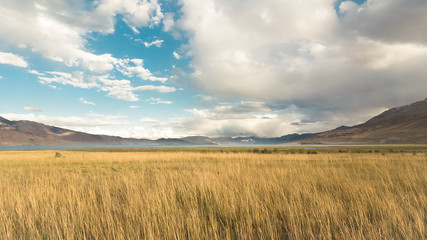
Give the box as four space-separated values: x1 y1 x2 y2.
143 39 164 48
163 13 175 32
140 117 161 124
343 38 427 70
115 58 168 82
79 98 96 106
173 51 181 60
79 52 115 73
128 25 140 35
129 106 140 109
146 98 173 104
101 85 139 102
0 52 28 68
196 94 218 102
24 107 41 112
134 85 176 93
28 70 44 76
1 113 127 128
73 124 178 140
185 101 271 120
38 71 176 102
39 71 99 89
0 75 3 79
87 112 127 120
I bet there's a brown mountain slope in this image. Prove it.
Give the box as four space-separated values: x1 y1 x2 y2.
301 98 427 144
0 117 156 146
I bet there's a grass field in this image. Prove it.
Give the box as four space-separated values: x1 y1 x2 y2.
0 148 426 239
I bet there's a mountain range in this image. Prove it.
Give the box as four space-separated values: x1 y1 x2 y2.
1 98 427 146
0 116 315 146
301 98 427 144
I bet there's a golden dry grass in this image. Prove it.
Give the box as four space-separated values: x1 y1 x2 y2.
0 150 426 239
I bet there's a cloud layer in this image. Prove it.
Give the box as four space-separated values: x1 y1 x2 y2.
38 71 176 101
176 0 427 119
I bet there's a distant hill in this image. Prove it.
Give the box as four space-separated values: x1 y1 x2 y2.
0 116 317 146
5 97 424 146
301 98 427 144
0 117 180 146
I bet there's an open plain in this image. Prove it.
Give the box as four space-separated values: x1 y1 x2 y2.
0 147 426 239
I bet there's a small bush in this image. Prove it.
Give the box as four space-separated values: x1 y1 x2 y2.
260 149 270 154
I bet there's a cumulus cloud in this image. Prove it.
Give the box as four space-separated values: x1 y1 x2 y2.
129 106 140 109
173 51 181 60
175 0 427 127
28 70 44 76
115 58 168 82
162 13 175 32
24 107 41 112
339 0 427 44
142 39 164 48
0 52 28 68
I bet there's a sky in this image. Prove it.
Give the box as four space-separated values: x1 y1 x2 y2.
0 0 426 139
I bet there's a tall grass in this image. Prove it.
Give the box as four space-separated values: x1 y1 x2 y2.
0 150 425 239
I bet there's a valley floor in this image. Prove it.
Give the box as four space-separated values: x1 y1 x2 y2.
0 148 426 239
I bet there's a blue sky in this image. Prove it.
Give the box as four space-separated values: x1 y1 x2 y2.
1 0 426 139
